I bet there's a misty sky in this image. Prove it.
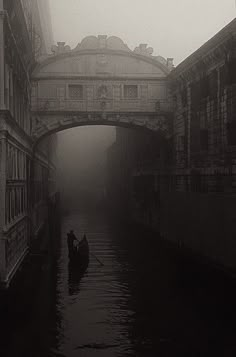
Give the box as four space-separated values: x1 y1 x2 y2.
49 0 235 65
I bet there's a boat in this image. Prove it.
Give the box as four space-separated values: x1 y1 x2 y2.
69 236 89 267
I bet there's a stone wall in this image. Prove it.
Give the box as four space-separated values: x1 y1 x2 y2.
170 18 236 179
159 18 236 270
0 0 56 287
160 191 236 270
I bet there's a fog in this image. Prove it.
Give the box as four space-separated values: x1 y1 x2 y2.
57 126 115 210
52 0 235 208
49 0 235 65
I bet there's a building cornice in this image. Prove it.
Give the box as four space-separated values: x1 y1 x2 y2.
169 18 236 84
32 75 169 82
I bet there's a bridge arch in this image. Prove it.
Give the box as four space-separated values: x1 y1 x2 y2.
32 113 169 148
31 36 173 143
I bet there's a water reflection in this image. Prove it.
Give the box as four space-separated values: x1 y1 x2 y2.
68 259 89 296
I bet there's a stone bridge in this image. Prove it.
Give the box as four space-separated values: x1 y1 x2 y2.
31 36 174 143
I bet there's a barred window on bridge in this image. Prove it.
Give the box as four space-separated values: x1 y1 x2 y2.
68 85 83 99
124 85 138 99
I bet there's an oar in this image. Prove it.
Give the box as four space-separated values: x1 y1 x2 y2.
90 252 104 266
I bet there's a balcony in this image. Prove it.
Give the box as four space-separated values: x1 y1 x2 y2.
0 216 29 288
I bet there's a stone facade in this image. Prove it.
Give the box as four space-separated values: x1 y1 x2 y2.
170 18 236 184
159 18 236 270
107 19 236 271
0 0 56 287
31 36 173 141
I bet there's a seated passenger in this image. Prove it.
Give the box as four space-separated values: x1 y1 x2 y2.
67 230 78 255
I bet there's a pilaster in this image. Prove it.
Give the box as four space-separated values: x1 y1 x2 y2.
186 84 191 170
0 129 7 279
0 9 5 109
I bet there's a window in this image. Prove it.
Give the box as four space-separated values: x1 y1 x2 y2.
228 58 236 85
177 135 185 151
208 70 218 98
200 77 209 98
124 85 138 99
227 121 236 146
181 88 187 106
68 85 83 99
191 81 201 108
200 129 208 151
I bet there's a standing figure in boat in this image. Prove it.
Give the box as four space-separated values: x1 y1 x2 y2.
67 230 78 259
78 234 89 259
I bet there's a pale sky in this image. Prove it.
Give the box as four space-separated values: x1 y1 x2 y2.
49 0 235 65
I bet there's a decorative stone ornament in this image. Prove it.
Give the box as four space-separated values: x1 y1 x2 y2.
97 85 108 99
32 113 171 143
100 101 106 110
51 42 71 55
134 44 154 57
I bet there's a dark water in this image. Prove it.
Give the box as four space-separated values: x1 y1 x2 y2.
2 211 236 356
50 212 236 356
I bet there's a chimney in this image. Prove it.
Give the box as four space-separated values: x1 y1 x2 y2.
57 42 66 54
140 44 148 52
167 58 174 69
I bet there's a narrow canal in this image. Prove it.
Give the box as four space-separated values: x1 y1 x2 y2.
1 211 236 356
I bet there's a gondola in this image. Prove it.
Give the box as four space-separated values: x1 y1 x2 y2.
69 237 89 267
